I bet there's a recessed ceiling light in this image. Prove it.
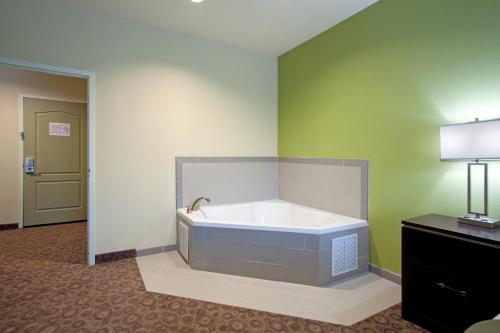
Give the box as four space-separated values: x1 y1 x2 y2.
191 0 204 3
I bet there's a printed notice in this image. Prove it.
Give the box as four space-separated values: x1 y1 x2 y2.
49 122 70 136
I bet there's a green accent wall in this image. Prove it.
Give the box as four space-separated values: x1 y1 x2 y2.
278 0 500 273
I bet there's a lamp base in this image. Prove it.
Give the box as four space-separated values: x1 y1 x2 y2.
458 216 500 229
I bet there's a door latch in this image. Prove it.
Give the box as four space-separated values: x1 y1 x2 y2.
24 157 35 174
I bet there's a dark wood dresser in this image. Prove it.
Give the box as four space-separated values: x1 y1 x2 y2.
402 214 500 333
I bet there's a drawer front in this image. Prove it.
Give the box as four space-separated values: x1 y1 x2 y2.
405 262 484 332
403 227 500 280
402 226 500 332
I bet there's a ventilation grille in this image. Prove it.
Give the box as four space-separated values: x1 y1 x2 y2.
332 234 358 277
178 221 189 262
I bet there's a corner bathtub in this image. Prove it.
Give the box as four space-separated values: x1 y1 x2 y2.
176 200 369 286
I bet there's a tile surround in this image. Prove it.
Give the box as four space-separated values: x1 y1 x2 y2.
278 157 369 220
175 156 370 285
177 213 369 286
176 157 278 209
176 156 369 220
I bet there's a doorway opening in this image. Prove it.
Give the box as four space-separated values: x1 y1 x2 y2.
0 59 96 265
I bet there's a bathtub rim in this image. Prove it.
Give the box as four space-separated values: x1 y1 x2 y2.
176 199 368 235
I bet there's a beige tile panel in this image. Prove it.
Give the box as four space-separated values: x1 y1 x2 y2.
176 156 369 219
279 162 365 219
179 161 277 208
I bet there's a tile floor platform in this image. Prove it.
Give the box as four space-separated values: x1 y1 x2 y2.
137 251 401 325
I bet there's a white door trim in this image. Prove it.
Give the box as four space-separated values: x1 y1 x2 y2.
2 57 96 265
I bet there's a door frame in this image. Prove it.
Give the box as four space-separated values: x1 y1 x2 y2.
1 57 96 265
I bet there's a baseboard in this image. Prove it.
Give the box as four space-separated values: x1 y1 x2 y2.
136 244 177 257
369 263 401 285
95 245 177 264
0 223 18 231
95 249 137 264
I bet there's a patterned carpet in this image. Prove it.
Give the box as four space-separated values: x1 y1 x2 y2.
0 223 428 332
0 222 87 264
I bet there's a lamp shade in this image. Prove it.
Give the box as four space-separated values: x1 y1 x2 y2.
440 119 500 160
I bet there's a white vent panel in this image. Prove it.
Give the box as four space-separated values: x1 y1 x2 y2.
178 221 189 261
332 234 358 277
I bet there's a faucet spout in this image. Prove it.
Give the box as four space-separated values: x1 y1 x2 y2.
187 197 211 214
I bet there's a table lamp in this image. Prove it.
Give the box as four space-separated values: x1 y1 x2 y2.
440 118 500 228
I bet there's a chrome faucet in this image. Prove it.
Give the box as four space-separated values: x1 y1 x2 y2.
186 197 211 214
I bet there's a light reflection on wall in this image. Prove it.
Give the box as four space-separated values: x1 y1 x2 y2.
434 93 500 124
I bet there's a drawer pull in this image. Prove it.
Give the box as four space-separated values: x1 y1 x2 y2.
436 282 467 297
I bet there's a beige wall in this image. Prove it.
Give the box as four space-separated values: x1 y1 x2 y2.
0 0 277 253
0 65 87 225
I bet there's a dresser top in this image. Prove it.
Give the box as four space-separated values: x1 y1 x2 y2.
403 214 500 246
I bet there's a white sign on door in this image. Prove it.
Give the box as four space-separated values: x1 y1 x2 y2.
49 122 71 136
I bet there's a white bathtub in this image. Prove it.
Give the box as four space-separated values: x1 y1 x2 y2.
177 200 367 234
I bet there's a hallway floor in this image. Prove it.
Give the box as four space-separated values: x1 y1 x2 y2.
0 221 87 264
0 223 428 332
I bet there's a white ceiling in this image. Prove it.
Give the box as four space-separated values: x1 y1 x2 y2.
62 0 377 56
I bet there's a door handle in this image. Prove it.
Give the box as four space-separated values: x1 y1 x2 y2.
24 157 35 175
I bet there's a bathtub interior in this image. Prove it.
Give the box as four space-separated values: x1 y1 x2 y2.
190 200 366 228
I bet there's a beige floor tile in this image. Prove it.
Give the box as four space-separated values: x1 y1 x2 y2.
136 251 401 325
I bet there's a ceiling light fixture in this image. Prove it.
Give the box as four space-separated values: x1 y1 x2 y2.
191 0 204 3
